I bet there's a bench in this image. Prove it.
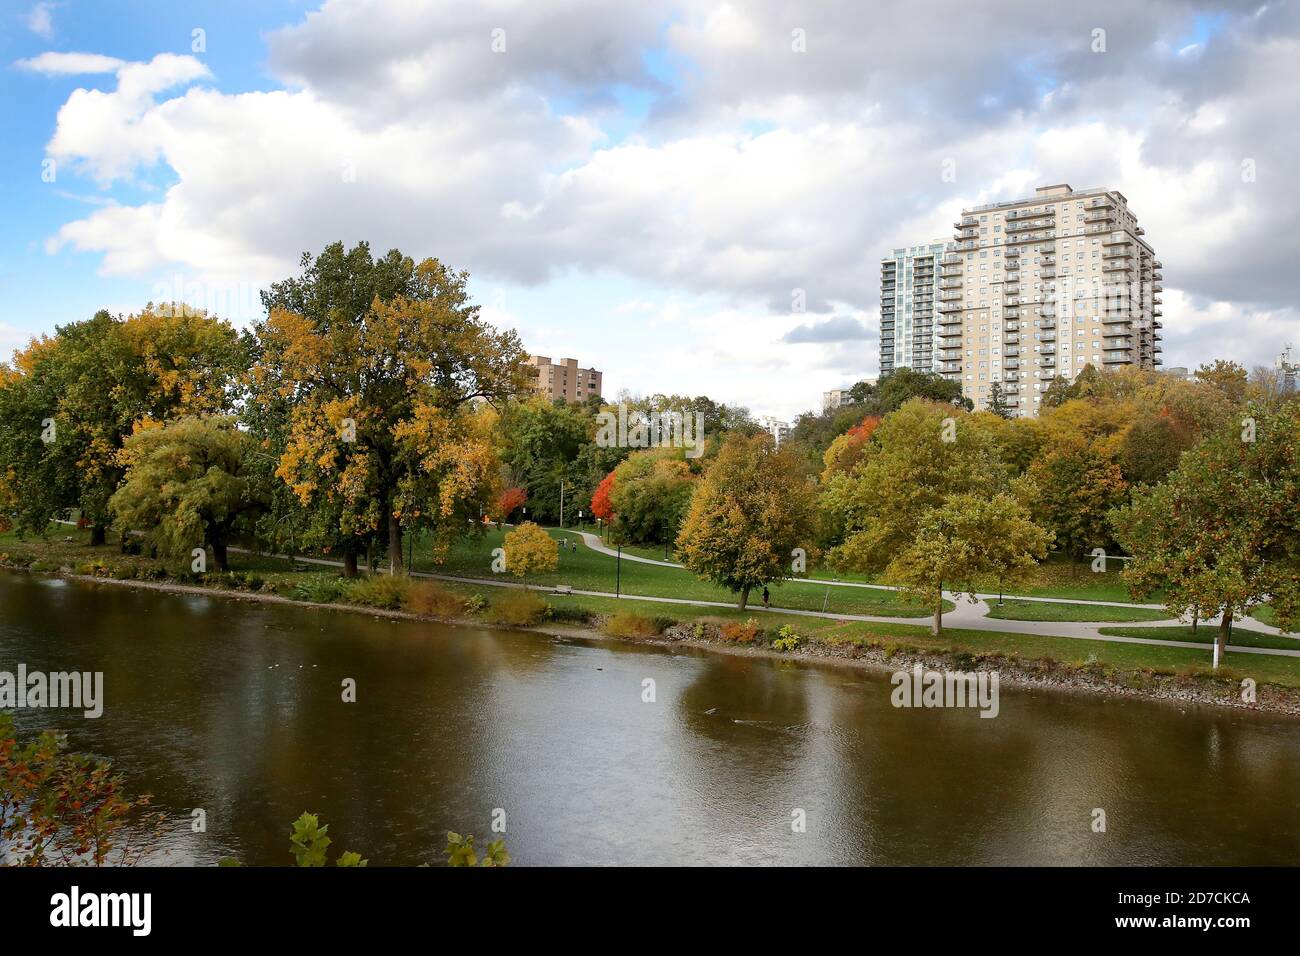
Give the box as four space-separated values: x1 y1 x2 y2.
553 585 574 596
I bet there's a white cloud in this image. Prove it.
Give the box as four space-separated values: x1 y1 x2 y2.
24 2 54 40
31 0 1300 415
16 51 125 75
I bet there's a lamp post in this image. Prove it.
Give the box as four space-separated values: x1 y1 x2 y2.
577 509 584 531
616 542 622 599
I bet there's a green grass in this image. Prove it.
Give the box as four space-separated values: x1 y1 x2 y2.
985 599 1170 623
1099 625 1300 652
419 526 944 618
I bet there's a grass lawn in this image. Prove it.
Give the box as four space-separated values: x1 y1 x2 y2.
985 599 1170 623
1099 625 1300 653
418 526 944 618
1250 604 1295 634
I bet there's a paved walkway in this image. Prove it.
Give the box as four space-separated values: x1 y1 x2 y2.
565 529 1290 638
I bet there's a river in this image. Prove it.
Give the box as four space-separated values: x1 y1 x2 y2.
2 570 1298 866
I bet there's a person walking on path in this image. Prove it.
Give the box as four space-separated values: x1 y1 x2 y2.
762 586 770 609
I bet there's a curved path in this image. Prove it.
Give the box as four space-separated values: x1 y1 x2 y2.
565 529 1290 638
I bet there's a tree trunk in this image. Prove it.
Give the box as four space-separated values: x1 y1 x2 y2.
738 584 750 611
343 551 358 579
90 523 107 547
211 539 229 573
387 510 404 575
932 582 943 636
1216 606 1231 664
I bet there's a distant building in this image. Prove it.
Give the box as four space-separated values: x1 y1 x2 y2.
1279 345 1298 394
526 355 602 402
823 388 850 411
758 415 791 446
880 240 952 378
1160 366 1192 381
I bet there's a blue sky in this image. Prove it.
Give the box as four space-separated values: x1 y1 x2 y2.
2 0 1296 418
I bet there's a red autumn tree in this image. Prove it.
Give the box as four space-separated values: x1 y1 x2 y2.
496 486 527 526
590 471 615 523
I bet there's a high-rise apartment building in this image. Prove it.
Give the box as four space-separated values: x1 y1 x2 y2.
526 355 603 402
935 184 1162 416
879 240 951 376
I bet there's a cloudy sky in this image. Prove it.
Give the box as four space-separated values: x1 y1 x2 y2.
3 0 1298 418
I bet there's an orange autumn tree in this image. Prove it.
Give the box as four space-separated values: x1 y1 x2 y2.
590 471 615 524
253 255 530 575
820 415 881 481
494 486 527 527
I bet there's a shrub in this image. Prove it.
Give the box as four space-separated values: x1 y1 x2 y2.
487 589 549 626
720 618 760 644
402 581 467 618
771 625 803 653
293 573 350 604
345 574 415 610
602 612 664 638
463 593 488 613
548 603 594 625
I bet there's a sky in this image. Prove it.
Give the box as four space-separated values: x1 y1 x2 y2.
2 0 1298 420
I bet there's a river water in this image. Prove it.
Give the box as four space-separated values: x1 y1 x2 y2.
2 571 1297 866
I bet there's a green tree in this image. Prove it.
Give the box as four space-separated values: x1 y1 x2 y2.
886 492 1050 634
608 447 696 547
109 416 267 572
822 399 1007 565
986 381 1012 419
675 433 819 609
1111 403 1300 663
0 306 245 544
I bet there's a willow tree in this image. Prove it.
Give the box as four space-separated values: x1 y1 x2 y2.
109 416 266 572
254 251 528 575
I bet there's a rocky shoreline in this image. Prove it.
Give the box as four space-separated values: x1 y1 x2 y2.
5 564 1298 718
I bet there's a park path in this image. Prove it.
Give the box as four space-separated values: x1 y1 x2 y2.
226 546 1300 659
566 529 1291 640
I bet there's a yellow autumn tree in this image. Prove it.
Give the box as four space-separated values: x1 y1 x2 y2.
252 254 530 575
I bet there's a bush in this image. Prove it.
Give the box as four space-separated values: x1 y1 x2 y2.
720 618 761 644
602 612 667 638
402 581 467 618
293 573 350 604
463 593 488 613
344 574 415 610
771 625 803 653
487 590 549 626
548 603 594 625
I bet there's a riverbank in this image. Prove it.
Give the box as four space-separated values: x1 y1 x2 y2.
4 559 1298 718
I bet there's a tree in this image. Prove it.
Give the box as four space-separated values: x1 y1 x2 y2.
675 433 819 609
886 492 1050 635
503 521 558 588
820 415 881 482
607 447 697 547
873 367 972 414
495 487 527 527
498 397 593 524
590 471 615 524
986 382 1013 419
1111 403 1300 663
0 306 245 544
253 246 529 574
1194 359 1249 406
822 399 1007 567
109 416 267 572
